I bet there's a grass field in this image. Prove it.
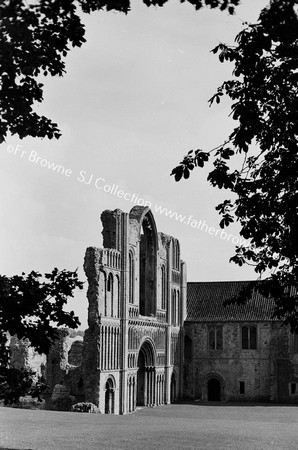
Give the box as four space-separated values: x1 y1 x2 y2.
1 403 298 450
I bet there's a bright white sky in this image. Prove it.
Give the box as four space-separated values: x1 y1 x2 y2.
0 0 268 328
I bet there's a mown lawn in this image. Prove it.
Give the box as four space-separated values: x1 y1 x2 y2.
1 403 298 450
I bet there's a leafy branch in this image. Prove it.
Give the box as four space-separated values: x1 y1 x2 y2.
172 0 298 324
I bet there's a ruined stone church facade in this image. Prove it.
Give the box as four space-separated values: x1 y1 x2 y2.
18 206 298 412
82 206 186 414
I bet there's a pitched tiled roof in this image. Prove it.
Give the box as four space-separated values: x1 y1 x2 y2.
187 281 277 322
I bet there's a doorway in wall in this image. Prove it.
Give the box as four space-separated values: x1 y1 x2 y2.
105 378 115 413
208 377 221 401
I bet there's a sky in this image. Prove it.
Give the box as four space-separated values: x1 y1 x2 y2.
0 0 269 328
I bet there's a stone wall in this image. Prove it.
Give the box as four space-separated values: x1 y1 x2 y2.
184 321 298 403
9 335 46 379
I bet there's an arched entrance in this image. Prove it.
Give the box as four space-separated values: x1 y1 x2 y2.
170 372 176 403
137 350 146 406
137 340 156 407
105 377 115 414
208 377 221 401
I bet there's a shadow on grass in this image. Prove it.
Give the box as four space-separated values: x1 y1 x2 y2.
176 400 298 407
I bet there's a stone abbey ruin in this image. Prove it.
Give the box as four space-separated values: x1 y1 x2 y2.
10 206 298 413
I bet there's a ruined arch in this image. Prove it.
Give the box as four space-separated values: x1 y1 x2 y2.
129 206 158 317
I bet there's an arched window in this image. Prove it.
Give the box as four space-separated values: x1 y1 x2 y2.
171 289 176 325
107 273 112 292
242 326 249 349
176 290 180 325
216 327 223 350
250 326 257 349
175 241 180 270
209 328 215 350
208 327 223 350
242 325 257 350
103 271 107 316
161 265 166 310
129 251 134 304
115 275 120 318
139 212 157 316
107 273 113 317
172 240 176 268
172 240 180 270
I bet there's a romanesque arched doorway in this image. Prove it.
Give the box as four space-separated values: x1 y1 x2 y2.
170 372 176 403
208 377 221 401
105 377 115 414
137 340 156 407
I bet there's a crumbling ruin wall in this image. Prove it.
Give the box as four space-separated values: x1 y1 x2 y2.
9 335 46 379
84 247 102 326
101 209 123 250
82 246 103 405
82 325 101 405
45 329 85 402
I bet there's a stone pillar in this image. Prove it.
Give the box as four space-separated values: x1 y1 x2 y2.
165 240 173 404
119 212 129 414
180 260 187 399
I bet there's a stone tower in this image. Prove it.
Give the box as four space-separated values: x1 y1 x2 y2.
83 206 187 414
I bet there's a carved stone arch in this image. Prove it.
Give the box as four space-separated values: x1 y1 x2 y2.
129 206 158 243
105 375 116 414
105 374 116 387
107 272 113 292
136 337 157 407
137 337 157 368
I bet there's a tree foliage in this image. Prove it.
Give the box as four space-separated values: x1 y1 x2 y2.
0 0 239 143
172 0 298 329
0 268 83 400
0 268 82 357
